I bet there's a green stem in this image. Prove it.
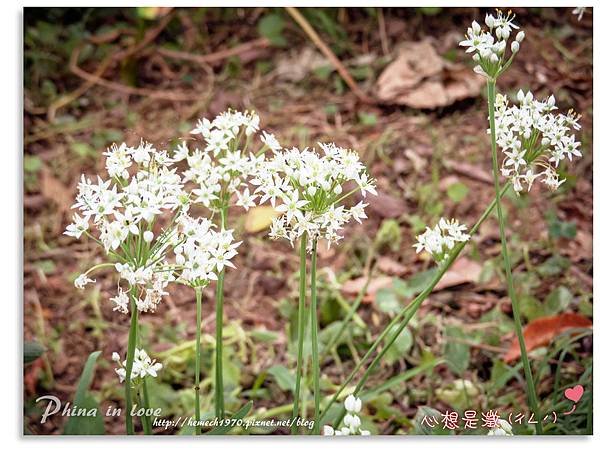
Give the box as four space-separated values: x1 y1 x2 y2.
195 287 203 435
139 383 152 434
309 239 320 434
291 233 308 435
124 296 139 435
215 206 228 418
486 79 542 434
319 183 509 429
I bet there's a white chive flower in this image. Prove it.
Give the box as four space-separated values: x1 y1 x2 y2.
252 142 376 249
185 110 268 213
113 348 163 384
459 11 523 79
323 395 370 436
414 218 470 263
65 135 230 315
494 91 582 194
487 419 514 436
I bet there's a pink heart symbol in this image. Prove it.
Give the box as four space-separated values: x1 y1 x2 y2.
564 385 584 403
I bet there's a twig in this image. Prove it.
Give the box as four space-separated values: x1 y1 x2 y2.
285 7 373 105
157 37 270 66
377 8 390 56
46 11 177 122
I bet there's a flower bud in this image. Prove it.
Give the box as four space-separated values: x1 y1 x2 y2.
143 231 154 243
517 89 525 103
485 14 495 28
333 184 342 195
511 41 520 53
307 185 317 196
112 352 120 362
547 95 556 107
472 20 481 34
516 30 525 42
489 53 499 64
473 53 481 62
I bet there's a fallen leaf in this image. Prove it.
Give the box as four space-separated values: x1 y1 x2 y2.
40 168 71 215
377 256 408 276
244 205 280 233
435 258 482 291
504 313 593 363
341 275 393 303
375 40 485 109
364 191 405 218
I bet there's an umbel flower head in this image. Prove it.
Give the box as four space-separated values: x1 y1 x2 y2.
323 395 371 436
251 142 377 248
112 348 162 384
183 109 273 212
64 138 240 314
494 90 582 194
459 10 524 79
414 218 470 263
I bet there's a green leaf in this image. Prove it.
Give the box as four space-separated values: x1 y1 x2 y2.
446 182 470 203
24 341 45 364
205 401 253 435
358 111 378 126
24 155 43 173
383 324 413 364
520 295 545 321
537 255 570 277
545 286 573 315
258 14 287 46
267 365 294 392
375 288 401 314
64 351 105 435
413 406 450 435
444 325 470 375
70 142 95 158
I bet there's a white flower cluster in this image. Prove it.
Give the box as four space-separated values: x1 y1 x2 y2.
323 395 370 436
487 419 514 436
112 348 162 384
65 137 240 314
173 214 240 287
250 143 376 248
495 90 582 193
459 11 524 79
184 110 270 211
414 218 470 262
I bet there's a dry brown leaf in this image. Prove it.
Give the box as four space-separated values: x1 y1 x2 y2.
504 313 592 363
375 40 485 109
40 169 72 215
364 191 405 218
434 258 482 291
341 275 393 303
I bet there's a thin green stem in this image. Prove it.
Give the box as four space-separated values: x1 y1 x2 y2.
309 239 320 434
214 206 228 418
486 79 542 434
318 183 509 429
124 295 139 435
194 287 203 435
140 382 152 434
291 233 308 435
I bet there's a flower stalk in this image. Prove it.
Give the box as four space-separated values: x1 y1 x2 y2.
486 78 542 434
124 295 139 434
214 205 228 419
309 238 320 434
194 287 203 434
291 233 308 434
